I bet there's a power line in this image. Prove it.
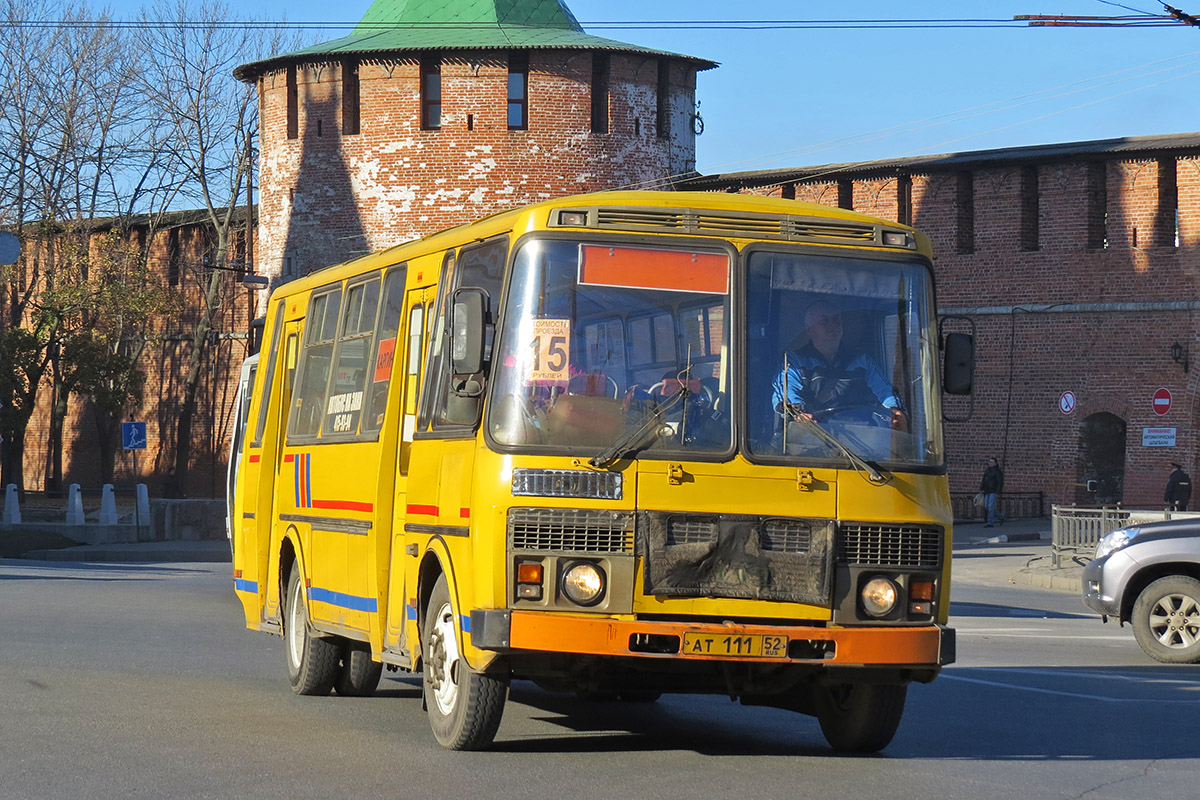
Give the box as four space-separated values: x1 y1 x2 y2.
0 17 1178 31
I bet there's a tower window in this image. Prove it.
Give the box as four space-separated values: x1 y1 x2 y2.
656 59 670 139
508 53 528 130
591 53 609 134
286 65 298 140
421 56 441 130
342 59 360 136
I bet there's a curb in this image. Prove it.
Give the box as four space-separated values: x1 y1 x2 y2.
1010 565 1083 593
970 531 1052 545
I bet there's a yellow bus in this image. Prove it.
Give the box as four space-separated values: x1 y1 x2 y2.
230 190 972 752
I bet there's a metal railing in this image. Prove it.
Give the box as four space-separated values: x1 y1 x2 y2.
1050 504 1200 567
952 491 1044 522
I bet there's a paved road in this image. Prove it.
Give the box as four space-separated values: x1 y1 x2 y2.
1 550 1197 800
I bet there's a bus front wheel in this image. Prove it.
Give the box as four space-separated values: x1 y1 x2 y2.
422 575 508 750
284 564 340 696
814 681 907 753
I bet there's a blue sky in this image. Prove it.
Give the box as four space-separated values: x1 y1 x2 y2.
108 0 1200 175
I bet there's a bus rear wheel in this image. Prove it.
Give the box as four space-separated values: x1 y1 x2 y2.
335 641 383 697
814 681 907 753
284 563 340 696
422 575 508 750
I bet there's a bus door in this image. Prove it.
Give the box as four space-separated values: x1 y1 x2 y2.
265 313 308 623
383 286 431 655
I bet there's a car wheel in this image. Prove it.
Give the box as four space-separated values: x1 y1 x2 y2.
284 563 340 695
422 575 508 750
813 681 907 753
335 640 383 697
1131 575 1200 664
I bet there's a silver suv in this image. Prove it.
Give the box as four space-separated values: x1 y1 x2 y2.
1082 518 1200 663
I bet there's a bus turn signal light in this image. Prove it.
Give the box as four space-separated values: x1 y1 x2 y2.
517 563 543 584
910 580 934 601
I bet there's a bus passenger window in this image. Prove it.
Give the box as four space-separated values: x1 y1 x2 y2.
363 267 407 435
289 288 341 439
324 275 381 437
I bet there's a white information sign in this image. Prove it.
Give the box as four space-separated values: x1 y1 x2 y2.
1142 427 1177 447
528 319 571 382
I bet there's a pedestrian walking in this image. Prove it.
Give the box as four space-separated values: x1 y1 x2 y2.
1165 462 1192 511
979 457 1004 527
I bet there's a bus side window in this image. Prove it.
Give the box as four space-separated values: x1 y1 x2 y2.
251 300 285 447
324 274 382 437
418 252 456 431
362 266 407 435
289 288 342 439
400 303 425 474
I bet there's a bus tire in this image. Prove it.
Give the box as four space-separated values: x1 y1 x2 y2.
422 575 507 750
335 641 383 697
814 681 906 753
284 564 339 696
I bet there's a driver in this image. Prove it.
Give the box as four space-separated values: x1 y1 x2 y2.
771 301 904 426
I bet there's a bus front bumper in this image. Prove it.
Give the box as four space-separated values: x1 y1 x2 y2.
469 610 955 668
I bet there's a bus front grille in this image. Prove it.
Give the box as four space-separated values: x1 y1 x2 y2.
508 508 635 554
837 523 943 568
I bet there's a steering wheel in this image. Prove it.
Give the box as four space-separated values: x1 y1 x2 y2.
805 402 892 425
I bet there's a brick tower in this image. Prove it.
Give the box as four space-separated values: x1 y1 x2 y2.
235 0 716 282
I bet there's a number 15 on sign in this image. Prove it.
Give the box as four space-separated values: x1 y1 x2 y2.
529 319 570 381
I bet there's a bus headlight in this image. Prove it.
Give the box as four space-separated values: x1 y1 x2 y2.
861 576 898 618
561 562 606 606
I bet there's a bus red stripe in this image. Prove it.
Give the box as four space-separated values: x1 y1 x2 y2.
312 499 374 513
407 504 439 516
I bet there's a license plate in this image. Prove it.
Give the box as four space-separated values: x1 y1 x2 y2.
682 632 788 659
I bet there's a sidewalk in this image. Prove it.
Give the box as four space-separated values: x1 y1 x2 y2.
8 539 231 563
952 516 1083 593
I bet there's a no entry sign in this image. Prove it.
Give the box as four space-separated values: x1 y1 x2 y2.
1153 387 1173 416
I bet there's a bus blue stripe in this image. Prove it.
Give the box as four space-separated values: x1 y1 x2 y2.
308 586 378 613
304 453 312 509
234 578 258 593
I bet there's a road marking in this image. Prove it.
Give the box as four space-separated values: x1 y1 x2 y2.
957 631 1130 641
941 673 1200 703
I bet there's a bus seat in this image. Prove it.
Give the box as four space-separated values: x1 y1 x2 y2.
545 395 624 446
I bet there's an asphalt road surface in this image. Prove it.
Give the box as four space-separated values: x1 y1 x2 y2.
1 552 1197 800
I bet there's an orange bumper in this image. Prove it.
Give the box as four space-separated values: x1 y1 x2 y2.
473 610 953 667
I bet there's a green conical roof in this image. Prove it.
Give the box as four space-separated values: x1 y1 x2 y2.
235 0 715 81
355 0 582 33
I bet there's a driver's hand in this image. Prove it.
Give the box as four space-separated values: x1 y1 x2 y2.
890 408 908 431
789 409 814 422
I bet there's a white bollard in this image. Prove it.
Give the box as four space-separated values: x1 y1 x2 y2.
65 483 85 525
99 484 118 525
3 484 20 525
135 484 150 533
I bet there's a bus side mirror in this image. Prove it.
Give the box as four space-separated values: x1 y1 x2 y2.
943 332 974 395
451 288 487 376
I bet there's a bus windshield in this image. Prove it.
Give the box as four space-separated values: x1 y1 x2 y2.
488 238 733 456
488 238 942 469
745 249 942 468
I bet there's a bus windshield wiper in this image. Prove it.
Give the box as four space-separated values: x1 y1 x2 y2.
589 366 692 469
785 409 892 486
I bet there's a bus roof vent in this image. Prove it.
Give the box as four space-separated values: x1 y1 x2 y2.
555 206 910 248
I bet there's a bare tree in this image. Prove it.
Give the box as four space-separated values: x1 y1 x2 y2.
132 0 292 485
0 0 142 489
